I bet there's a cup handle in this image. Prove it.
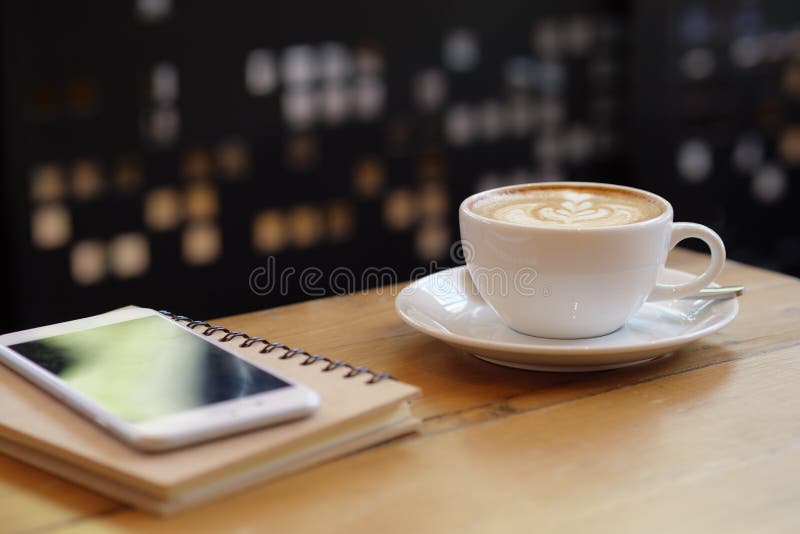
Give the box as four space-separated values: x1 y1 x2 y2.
649 222 726 300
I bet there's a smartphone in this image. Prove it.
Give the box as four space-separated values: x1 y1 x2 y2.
0 308 319 451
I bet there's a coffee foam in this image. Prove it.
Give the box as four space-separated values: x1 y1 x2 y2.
471 186 664 228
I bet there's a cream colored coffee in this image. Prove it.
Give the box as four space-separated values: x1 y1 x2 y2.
472 186 664 228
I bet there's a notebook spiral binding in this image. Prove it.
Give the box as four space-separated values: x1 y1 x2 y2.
159 310 394 384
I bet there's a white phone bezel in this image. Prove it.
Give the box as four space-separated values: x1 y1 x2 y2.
0 308 320 451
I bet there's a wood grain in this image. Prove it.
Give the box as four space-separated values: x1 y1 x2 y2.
0 456 121 532
47 346 800 534
3 249 800 533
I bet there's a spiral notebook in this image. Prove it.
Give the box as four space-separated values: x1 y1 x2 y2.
0 308 420 515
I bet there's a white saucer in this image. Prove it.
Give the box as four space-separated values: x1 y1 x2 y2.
395 266 739 372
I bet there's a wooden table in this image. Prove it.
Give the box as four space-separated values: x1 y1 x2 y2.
3 249 800 533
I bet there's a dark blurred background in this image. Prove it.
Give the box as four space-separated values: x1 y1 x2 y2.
3 0 799 332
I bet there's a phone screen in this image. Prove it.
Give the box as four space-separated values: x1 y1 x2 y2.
8 316 289 423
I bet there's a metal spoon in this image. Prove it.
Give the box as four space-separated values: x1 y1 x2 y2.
684 285 745 300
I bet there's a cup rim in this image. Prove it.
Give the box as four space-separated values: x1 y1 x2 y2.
460 181 674 232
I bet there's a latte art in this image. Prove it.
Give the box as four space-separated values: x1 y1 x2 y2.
473 187 664 228
495 197 640 227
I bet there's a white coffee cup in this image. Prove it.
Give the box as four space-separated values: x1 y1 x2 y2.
458 182 726 339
